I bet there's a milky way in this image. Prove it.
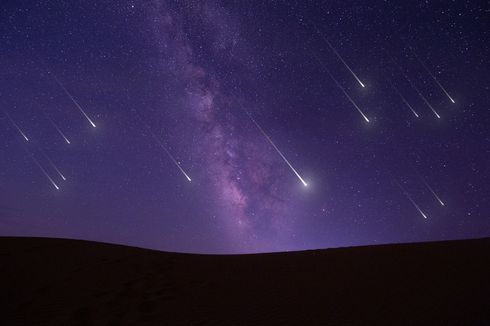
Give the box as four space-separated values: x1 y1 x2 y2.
141 1 303 251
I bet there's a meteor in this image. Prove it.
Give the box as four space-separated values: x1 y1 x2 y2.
8 20 96 127
245 110 308 187
314 25 365 88
39 149 66 181
4 111 29 142
395 181 428 219
418 175 445 206
42 111 71 144
391 58 441 119
417 89 441 119
389 81 419 118
30 155 60 190
311 51 370 122
47 70 97 128
410 48 455 104
136 114 191 182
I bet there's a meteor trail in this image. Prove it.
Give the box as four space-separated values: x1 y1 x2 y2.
7 19 95 127
39 149 66 181
245 110 308 187
136 114 191 182
42 111 71 144
389 81 419 118
410 48 455 104
30 155 60 190
311 51 370 122
4 111 29 142
417 89 441 119
391 58 441 119
47 70 97 128
395 181 428 219
8 20 95 127
314 25 365 88
418 175 445 206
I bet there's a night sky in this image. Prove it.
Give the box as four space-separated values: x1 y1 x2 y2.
1 1 489 253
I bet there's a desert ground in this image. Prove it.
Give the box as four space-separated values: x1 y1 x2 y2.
2 236 489 325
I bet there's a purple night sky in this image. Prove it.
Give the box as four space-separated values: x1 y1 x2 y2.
1 1 489 253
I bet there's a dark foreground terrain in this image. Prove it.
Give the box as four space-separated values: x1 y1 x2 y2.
1 237 489 325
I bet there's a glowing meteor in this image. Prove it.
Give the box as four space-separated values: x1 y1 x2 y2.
396 182 428 219
311 51 370 122
39 149 66 181
136 114 191 182
410 48 455 104
245 111 308 187
153 135 192 182
395 181 427 219
417 89 441 119
391 58 441 119
42 111 71 144
418 175 445 206
30 155 60 190
389 81 419 118
8 21 95 127
314 25 365 88
4 111 29 141
47 70 97 128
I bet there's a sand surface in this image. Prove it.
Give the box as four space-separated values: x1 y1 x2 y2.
2 237 489 325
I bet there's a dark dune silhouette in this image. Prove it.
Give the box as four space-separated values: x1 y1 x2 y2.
2 236 489 325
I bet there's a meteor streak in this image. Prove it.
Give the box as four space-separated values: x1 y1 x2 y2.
389 81 419 118
410 48 455 104
136 114 191 182
418 175 445 206
4 111 29 141
47 70 97 128
311 51 370 122
314 25 365 88
31 155 60 190
42 111 71 144
395 181 427 219
245 111 308 187
417 90 441 119
8 20 96 127
39 149 66 181
391 58 441 119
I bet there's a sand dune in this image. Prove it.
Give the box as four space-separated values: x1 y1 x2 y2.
2 237 489 325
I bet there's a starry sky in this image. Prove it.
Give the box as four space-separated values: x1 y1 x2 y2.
1 1 489 253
